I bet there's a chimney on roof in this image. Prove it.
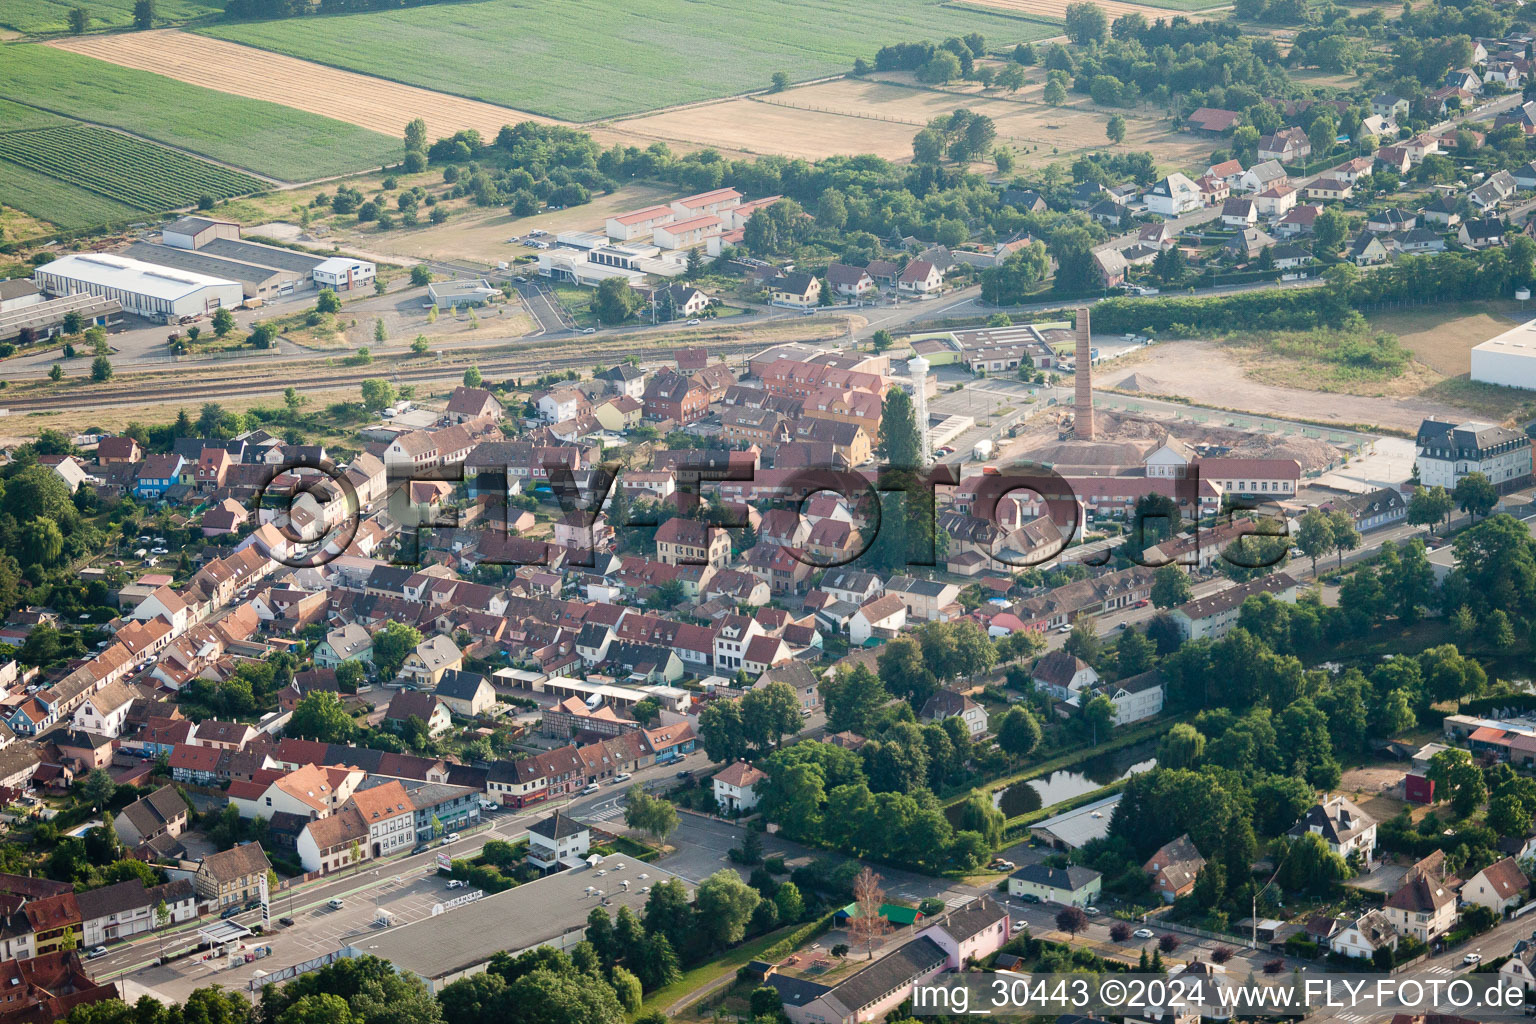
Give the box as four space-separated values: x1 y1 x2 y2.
1073 307 1094 440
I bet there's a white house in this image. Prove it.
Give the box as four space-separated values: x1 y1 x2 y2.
1031 649 1099 700
1330 910 1398 959
713 761 767 814
70 679 135 738
1145 173 1202 216
849 594 906 645
1415 418 1532 491
527 811 590 869
1462 857 1528 914
920 689 989 738
1007 864 1102 906
1288 795 1377 867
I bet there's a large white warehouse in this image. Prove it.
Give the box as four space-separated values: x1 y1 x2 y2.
1471 317 1536 389
33 253 244 324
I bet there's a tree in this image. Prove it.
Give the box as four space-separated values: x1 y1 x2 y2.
847 868 890 959
917 52 963 84
1308 114 1337 160
1158 723 1205 768
1454 471 1498 520
371 621 424 678
1429 747 1487 818
1312 206 1350 254
593 278 643 324
212 307 235 337
996 706 1041 759
132 0 152 27
91 355 113 381
1064 1 1108 43
774 880 804 923
48 364 63 382
1106 114 1126 144
1042 78 1067 106
1056 906 1087 936
1408 485 1454 531
361 378 396 411
823 665 888 734
68 7 88 32
315 288 341 314
770 71 790 92
289 692 357 744
1327 508 1361 568
694 869 760 951
81 768 115 810
1064 620 1101 664
1150 564 1192 608
876 385 922 470
1294 507 1332 575
374 319 387 344
622 785 678 840
410 265 433 287
1081 694 1115 744
699 699 748 764
742 682 801 750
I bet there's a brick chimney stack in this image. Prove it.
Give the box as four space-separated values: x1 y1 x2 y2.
1073 306 1094 440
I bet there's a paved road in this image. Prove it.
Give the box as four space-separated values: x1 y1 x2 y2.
89 744 712 998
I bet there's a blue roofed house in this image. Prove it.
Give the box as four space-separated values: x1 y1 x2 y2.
133 454 186 501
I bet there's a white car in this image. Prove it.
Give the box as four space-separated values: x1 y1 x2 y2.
444 832 460 842
686 318 701 325
1133 928 1155 939
582 782 600 795
1011 920 1026 933
446 879 465 890
582 327 596 335
613 772 632 783
88 946 108 959
1463 953 1482 965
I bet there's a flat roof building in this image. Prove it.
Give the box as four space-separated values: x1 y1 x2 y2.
33 253 243 324
1472 317 1536 389
339 862 692 992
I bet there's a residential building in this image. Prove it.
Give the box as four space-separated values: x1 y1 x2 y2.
434 670 496 717
1007 864 1102 906
193 842 271 909
400 635 463 688
1144 834 1206 903
1415 418 1532 490
713 761 767 814
919 689 988 738
655 517 731 568
1288 795 1377 867
1383 850 1459 942
114 786 189 848
527 811 590 869
1462 857 1528 914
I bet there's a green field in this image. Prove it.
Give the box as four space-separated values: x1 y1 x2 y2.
0 45 401 181
0 97 72 132
202 0 1059 121
0 125 264 211
0 157 141 229
0 0 220 35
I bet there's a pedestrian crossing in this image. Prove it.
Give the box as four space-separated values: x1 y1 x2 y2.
1423 965 1454 975
582 802 626 823
1335 1012 1368 1021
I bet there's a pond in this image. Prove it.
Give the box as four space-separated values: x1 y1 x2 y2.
991 738 1159 818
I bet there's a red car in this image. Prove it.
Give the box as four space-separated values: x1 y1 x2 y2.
1134 599 1150 608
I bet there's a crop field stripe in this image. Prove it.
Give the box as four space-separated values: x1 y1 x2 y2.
0 125 265 212
199 0 1062 122
0 44 401 182
0 156 142 230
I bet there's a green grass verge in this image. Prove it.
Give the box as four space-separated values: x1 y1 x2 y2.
0 125 263 211
0 0 220 34
201 0 1059 122
0 46 401 181
637 914 834 1017
0 156 141 229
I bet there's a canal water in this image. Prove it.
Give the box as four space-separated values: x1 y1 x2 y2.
990 738 1159 817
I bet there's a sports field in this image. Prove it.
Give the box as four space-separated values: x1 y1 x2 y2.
0 44 402 181
0 0 219 35
201 0 1060 121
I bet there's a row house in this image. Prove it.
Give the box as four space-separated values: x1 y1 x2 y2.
1015 567 1158 631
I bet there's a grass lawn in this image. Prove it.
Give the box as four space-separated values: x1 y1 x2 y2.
201 0 1059 122
638 921 812 1016
0 155 140 229
552 283 599 329
0 45 402 181
1365 301 1523 378
0 97 71 131
0 0 219 34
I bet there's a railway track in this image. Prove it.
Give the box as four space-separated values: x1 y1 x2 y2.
5 337 768 413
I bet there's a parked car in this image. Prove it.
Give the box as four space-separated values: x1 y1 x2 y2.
582 327 596 334
88 946 108 959
1010 920 1026 933
446 879 465 890
278 917 295 927
412 843 431 855
1464 953 1482 965
1133 928 1155 939
1084 906 1100 916
219 906 241 919
675 769 693 780
581 782 600 795
686 318 701 325
613 772 632 782
328 899 345 910
444 832 460 842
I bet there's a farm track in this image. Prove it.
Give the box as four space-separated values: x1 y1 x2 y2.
2 337 769 412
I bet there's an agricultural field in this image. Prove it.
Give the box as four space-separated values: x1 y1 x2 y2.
200 0 1059 121
0 97 70 131
0 125 264 211
0 0 219 35
644 76 1217 168
955 0 1225 19
0 156 141 230
51 31 555 144
0 44 402 181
